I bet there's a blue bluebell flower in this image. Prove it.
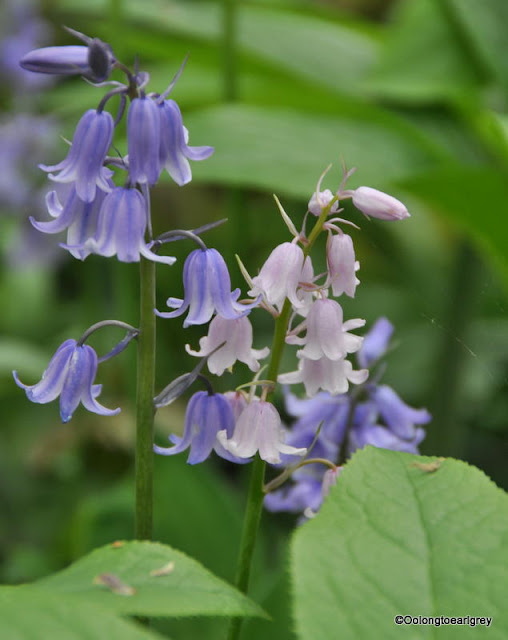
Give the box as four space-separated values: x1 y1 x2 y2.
20 45 90 76
357 316 394 368
30 184 109 259
265 474 323 514
19 34 114 82
13 339 120 423
156 248 259 327
154 391 243 464
368 385 431 440
158 99 214 186
39 109 114 203
349 401 425 454
127 97 161 185
64 187 176 264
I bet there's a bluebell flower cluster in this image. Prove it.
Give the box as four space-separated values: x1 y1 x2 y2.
22 29 214 266
264 318 431 519
15 27 430 522
14 28 216 422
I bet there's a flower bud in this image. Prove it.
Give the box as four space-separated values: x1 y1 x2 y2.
351 186 410 221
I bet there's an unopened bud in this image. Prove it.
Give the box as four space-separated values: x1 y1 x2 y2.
351 186 410 221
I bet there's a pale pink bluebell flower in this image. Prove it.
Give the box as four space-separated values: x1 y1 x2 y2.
287 298 365 361
249 242 313 313
127 97 161 185
158 99 214 186
13 339 120 423
154 391 244 464
218 400 307 464
185 315 269 375
351 186 410 221
224 390 249 422
326 232 359 298
278 354 368 397
308 188 339 217
40 109 114 203
156 248 259 327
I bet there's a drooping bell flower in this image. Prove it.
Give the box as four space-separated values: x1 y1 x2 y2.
218 400 307 464
356 317 394 368
326 232 359 298
368 385 432 440
288 298 365 361
185 315 269 375
348 402 425 455
30 184 109 260
66 186 176 264
158 99 214 186
127 96 161 185
249 242 312 313
278 354 368 397
351 186 410 221
153 391 244 464
39 108 114 202
13 339 120 423
156 248 259 327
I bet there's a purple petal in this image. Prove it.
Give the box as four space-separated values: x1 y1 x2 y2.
20 45 90 75
357 317 394 368
79 345 120 417
128 97 161 185
13 339 76 404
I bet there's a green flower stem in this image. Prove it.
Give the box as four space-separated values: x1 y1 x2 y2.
227 203 333 640
135 255 156 540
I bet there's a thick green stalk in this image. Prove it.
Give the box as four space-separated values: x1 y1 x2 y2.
227 205 332 640
135 256 156 540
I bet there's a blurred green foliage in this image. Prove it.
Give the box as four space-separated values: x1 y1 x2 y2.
1 1 508 638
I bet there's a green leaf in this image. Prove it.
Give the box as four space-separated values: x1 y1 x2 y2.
36 540 265 619
0 587 164 640
399 165 508 287
292 447 508 639
445 0 508 94
185 104 443 196
366 0 479 103
54 0 378 95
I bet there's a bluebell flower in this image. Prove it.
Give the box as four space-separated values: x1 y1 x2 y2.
349 401 425 454
218 400 307 464
20 45 90 75
265 474 323 514
40 109 114 203
158 99 214 186
19 37 114 82
30 185 109 259
127 97 161 185
154 391 243 464
13 339 120 423
64 187 176 264
357 316 394 368
280 390 350 465
368 384 431 440
156 248 259 327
